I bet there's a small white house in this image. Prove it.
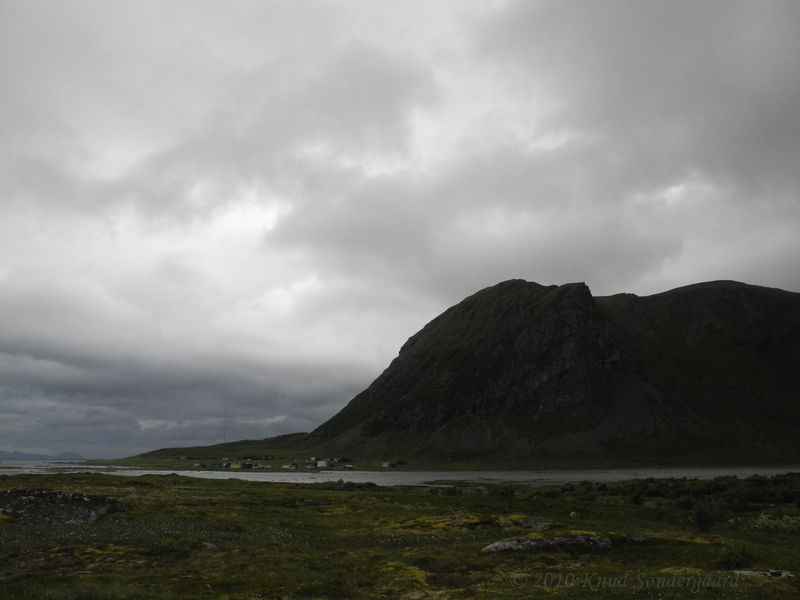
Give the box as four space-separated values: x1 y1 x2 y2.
281 463 297 470
316 460 328 468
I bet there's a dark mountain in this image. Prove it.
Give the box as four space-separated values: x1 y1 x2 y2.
0 451 86 461
307 280 800 464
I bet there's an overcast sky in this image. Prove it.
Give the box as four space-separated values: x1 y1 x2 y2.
2 0 799 458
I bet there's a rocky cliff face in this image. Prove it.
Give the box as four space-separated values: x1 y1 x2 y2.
308 280 800 464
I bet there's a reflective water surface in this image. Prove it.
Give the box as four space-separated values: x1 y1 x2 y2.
2 460 799 486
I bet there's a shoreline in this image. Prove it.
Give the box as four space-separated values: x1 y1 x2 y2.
3 462 800 487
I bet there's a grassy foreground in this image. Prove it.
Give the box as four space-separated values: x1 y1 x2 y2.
1 472 799 599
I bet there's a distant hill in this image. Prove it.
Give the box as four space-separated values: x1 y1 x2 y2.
304 279 800 464
0 451 85 461
127 279 800 467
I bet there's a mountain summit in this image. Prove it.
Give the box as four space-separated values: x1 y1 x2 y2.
308 280 800 464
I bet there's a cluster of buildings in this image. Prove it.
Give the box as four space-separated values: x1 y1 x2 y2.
295 456 354 470
183 455 358 471
181 454 401 471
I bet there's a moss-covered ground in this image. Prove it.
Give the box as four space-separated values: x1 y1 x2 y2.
1 472 799 599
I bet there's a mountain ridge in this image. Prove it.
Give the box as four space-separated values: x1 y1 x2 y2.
304 279 800 463
0 451 86 461
124 279 800 466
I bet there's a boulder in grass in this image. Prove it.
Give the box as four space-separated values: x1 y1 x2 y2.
481 533 612 553
733 570 795 579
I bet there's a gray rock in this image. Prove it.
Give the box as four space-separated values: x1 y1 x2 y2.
481 534 612 553
733 570 795 579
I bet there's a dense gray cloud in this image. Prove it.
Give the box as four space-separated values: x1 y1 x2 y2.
1 1 799 457
481 1 800 192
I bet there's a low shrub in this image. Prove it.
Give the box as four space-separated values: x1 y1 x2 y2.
717 544 755 569
691 508 714 532
749 513 800 533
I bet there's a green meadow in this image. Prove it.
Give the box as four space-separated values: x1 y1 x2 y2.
1 471 799 599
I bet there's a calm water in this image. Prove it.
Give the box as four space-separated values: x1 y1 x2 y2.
2 460 799 486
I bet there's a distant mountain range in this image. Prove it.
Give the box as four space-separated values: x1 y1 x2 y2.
130 279 800 466
0 451 86 461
